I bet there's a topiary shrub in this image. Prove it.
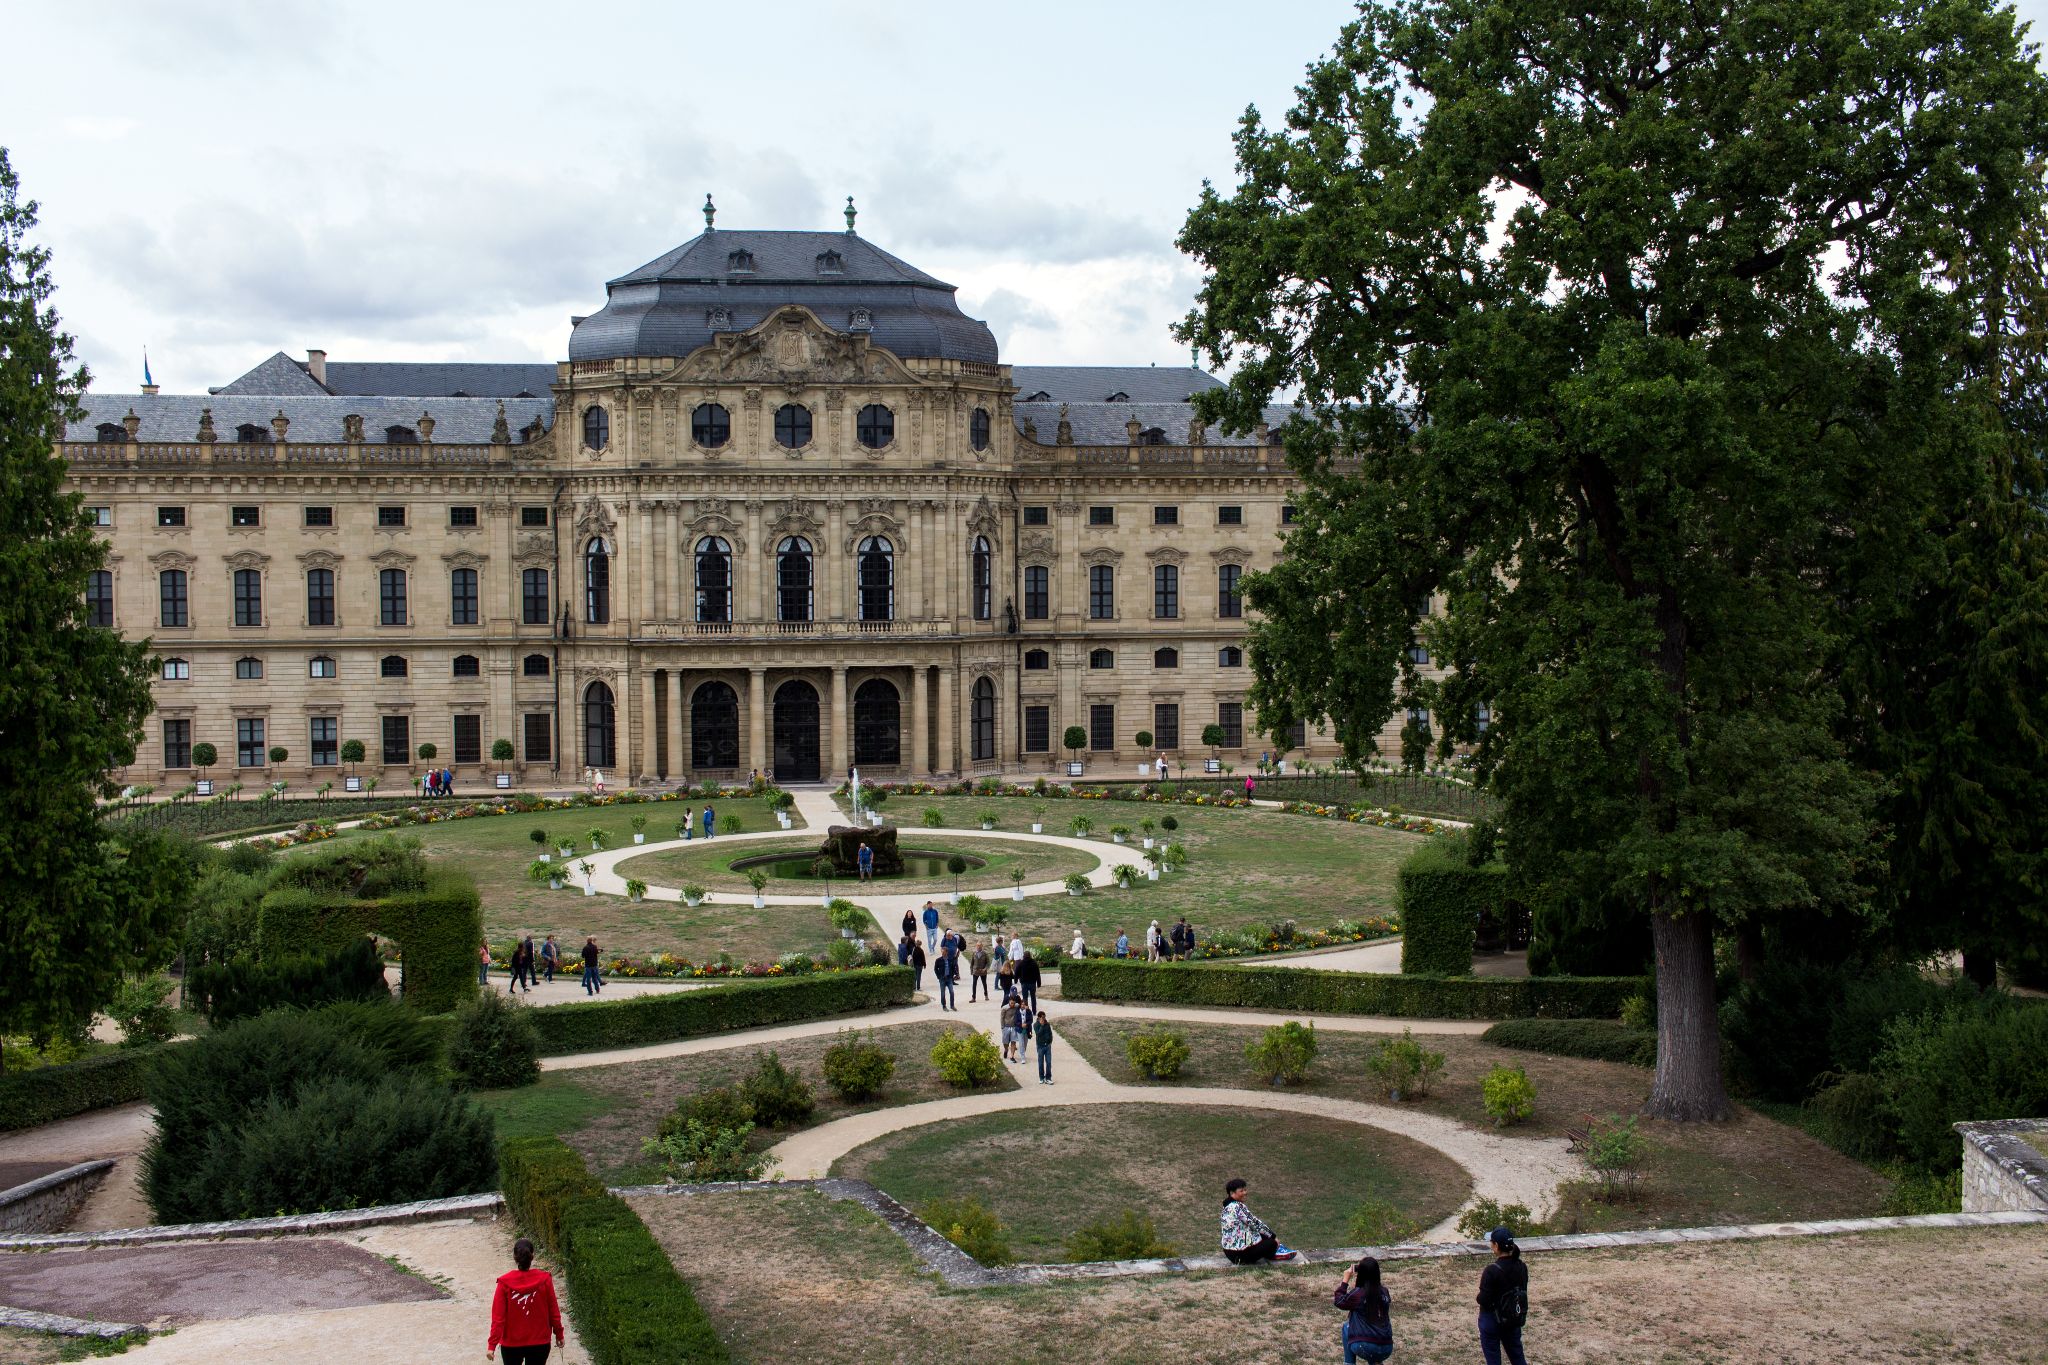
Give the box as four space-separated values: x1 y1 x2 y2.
1125 1028 1191 1080
1064 1209 1176 1262
737 1050 815 1128
1397 837 1501 975
1245 1019 1318 1084
448 990 541 1089
822 1030 896 1101
921 1195 1011 1265
1481 1064 1537 1126
931 1028 1003 1087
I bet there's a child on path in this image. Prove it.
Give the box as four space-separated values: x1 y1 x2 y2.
486 1235 564 1364
479 939 492 987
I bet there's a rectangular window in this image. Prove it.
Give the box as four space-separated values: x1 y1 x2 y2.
1154 565 1179 619
523 712 553 763
86 570 113 627
1218 563 1243 619
161 658 190 681
381 715 410 766
520 506 549 527
453 714 482 765
1089 565 1114 620
1218 701 1244 748
448 506 479 528
1153 703 1180 751
88 506 112 527
303 505 334 527
162 719 191 768
1153 506 1178 526
1218 505 1243 526
1288 718 1308 749
380 569 408 625
450 568 479 626
522 569 550 626
1281 505 1298 525
310 717 338 766
377 506 406 527
236 718 266 768
1022 506 1049 526
1024 565 1049 620
157 506 185 528
1023 706 1050 753
1088 505 1115 527
309 655 337 679
235 657 264 680
159 570 188 628
232 569 263 626
1089 704 1115 752
231 505 260 527
306 569 335 626
1408 644 1430 664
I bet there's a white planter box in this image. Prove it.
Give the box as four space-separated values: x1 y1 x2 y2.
1205 759 1221 774
1147 868 1160 881
1068 887 1081 896
582 885 595 897
629 893 643 903
1142 837 1154 849
980 821 994 830
1031 822 1043 833
1012 887 1024 901
841 927 858 939
549 879 563 890
685 895 703 908
949 891 960 905
1066 761 1084 777
539 853 551 863
634 833 645 844
753 895 766 909
1137 764 1149 777
558 847 575 859
1112 834 1125 844
496 772 513 788
344 776 361 792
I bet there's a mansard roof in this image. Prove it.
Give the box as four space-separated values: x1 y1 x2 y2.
211 352 556 399
65 392 553 445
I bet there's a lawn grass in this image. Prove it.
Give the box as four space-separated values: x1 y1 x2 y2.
614 833 1095 899
1057 1018 1892 1231
832 1102 1469 1261
470 1019 1015 1186
0 1328 145 1362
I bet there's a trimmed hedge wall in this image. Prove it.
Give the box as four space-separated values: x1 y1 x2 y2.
1058 958 1644 1020
0 1045 168 1134
501 1136 729 1363
531 967 914 1056
1482 1017 1657 1067
258 866 482 1013
1397 839 1504 975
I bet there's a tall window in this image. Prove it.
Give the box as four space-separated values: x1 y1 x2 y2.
691 682 739 769
970 408 991 451
1218 563 1243 618
381 715 410 766
1218 701 1244 747
777 537 813 622
857 537 893 621
970 676 996 761
231 569 262 627
85 570 113 627
970 537 993 620
450 568 478 625
453 714 482 764
523 712 553 763
379 569 408 625
310 717 337 766
1089 704 1115 752
522 568 549 626
159 569 188 627
1153 704 1180 751
162 719 191 768
1153 564 1179 619
584 539 610 625
1023 565 1049 620
584 682 616 768
306 568 335 626
695 537 731 623
853 678 901 765
236 718 266 768
1089 565 1114 620
1023 705 1050 752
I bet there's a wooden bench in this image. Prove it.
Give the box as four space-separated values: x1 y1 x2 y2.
1564 1113 1596 1153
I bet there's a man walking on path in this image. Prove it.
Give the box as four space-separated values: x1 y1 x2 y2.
933 941 957 1010
921 901 940 952
969 942 991 1001
702 806 716 838
579 937 602 995
1015 947 1041 1013
540 935 559 985
910 937 928 993
857 841 874 882
1033 1010 1054 1084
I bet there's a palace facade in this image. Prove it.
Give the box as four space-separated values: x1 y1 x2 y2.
64 217 1383 788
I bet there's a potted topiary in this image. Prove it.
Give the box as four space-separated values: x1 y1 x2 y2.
1063 871 1089 897
1134 731 1153 777
1063 725 1088 777
977 808 998 831
1031 803 1047 834
1161 814 1179 835
1144 846 1163 880
579 861 596 896
1140 818 1157 848
631 815 648 844
774 790 796 828
491 737 516 788
1009 866 1026 902
417 742 437 769
946 853 968 905
340 738 365 791
527 859 562 892
624 878 648 903
746 868 770 909
682 883 708 908
558 836 576 859
190 741 218 795
531 827 550 862
1202 723 1226 773
1110 823 1131 845
269 745 289 769
1164 842 1188 873
813 857 836 907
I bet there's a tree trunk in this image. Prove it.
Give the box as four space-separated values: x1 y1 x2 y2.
1961 946 1998 990
1644 909 1731 1121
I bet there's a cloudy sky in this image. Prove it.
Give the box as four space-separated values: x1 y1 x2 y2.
6 0 2043 397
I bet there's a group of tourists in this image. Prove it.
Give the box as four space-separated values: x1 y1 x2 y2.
420 767 457 797
480 934 605 995
1108 917 1196 960
676 805 716 838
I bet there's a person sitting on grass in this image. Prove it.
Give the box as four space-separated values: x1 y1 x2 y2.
1334 1255 1394 1363
1220 1178 1296 1264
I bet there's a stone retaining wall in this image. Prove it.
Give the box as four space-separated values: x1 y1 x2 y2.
1955 1118 2048 1214
0 1161 114 1236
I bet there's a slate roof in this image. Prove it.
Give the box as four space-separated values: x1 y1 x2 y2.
1012 399 1298 448
211 352 557 399
210 351 329 397
66 393 553 445
1008 365 1224 404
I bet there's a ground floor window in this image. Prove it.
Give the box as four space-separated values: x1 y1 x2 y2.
453 713 481 765
1089 704 1115 752
382 715 410 766
1024 705 1050 753
237 718 266 768
1153 703 1180 751
523 711 553 764
1218 701 1243 748
163 719 191 768
311 717 337 766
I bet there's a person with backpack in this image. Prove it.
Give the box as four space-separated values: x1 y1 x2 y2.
1334 1255 1393 1362
1476 1226 1529 1365
486 1235 564 1363
1219 1178 1296 1263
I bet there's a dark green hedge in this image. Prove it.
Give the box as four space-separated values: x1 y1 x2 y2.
530 967 912 1056
1058 959 1644 1020
501 1136 729 1363
1482 1017 1657 1067
258 867 481 1013
0 1045 167 1133
1397 840 1504 975
185 936 390 1025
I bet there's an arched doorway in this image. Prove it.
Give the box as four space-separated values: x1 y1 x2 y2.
691 681 739 770
853 678 901 766
772 679 821 782
584 681 616 770
970 676 996 761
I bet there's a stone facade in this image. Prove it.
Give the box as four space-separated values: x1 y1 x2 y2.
62 227 1435 789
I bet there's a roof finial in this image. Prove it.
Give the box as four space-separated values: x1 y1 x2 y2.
845 195 857 234
703 193 716 231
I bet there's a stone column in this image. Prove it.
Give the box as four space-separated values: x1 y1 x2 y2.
748 667 767 777
830 665 849 777
742 501 764 621
640 669 659 782
636 502 655 629
651 669 669 780
936 665 954 775
909 664 929 776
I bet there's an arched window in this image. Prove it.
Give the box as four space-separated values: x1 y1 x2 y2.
450 567 478 625
95 422 127 444
774 404 812 450
695 536 731 623
582 405 609 451
853 678 901 765
970 676 996 761
777 536 813 622
971 536 992 620
690 681 739 769
1023 648 1050 671
584 681 616 769
970 408 991 451
858 536 893 621
235 423 270 444
1153 647 1179 669
1218 645 1244 668
235 657 263 679
584 538 611 625
522 653 550 676
381 654 409 678
1218 563 1244 618
1089 648 1114 669
856 404 894 449
384 424 418 444
1153 564 1180 619
692 403 730 448
452 654 481 678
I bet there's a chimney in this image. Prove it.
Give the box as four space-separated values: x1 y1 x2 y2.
140 381 160 396
306 349 328 386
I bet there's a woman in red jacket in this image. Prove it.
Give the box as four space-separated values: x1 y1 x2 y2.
487 1236 564 1363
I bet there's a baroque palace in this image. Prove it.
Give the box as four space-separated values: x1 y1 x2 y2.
65 210 1365 788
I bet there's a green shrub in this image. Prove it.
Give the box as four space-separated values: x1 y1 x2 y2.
528 968 913 1056
1455 1198 1545 1241
1245 1020 1318 1084
257 860 482 1014
1347 1198 1423 1244
1874 1003 2048 1172
1125 1029 1191 1079
1060 958 1643 1020
1397 837 1502 975
1364 1027 1445 1100
1481 1065 1537 1126
1583 1115 1647 1201
185 936 389 1025
313 998 448 1076
665 1085 755 1136
106 973 178 1047
922 806 945 827
821 1030 896 1101
1882 1167 1962 1215
931 1029 1004 1087
921 1196 1011 1265
641 1118 772 1182
738 1051 815 1127
1065 1209 1177 1262
823 938 864 969
1618 991 1655 1032
448 990 541 1089
1808 1071 1896 1161
0 1046 165 1133
1482 1017 1656 1066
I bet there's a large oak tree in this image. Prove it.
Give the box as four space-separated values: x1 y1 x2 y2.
1177 0 2047 1117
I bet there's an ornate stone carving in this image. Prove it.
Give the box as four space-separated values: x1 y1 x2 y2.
223 549 271 569
1056 403 1073 445
1080 547 1124 568
1210 546 1253 565
196 408 218 443
664 306 918 387
271 410 290 442
842 509 905 554
687 507 747 554
1146 546 1190 566
370 548 417 568
573 496 617 543
341 413 364 442
297 549 342 570
417 412 435 442
1187 415 1207 446
767 497 821 540
148 549 196 570
965 495 1001 541
1019 531 1056 563
441 549 489 569
491 401 511 444
513 534 553 566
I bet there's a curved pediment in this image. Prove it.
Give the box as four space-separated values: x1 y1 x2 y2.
660 306 922 389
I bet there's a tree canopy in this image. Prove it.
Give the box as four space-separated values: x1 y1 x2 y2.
1177 0 2048 1118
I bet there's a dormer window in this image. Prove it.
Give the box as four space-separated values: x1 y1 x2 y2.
514 390 536 399
1105 390 1129 402
726 249 755 274
235 423 271 444
384 425 418 444
848 307 873 332
1138 427 1167 446
816 250 844 275
1021 390 1051 402
706 306 734 330
95 422 128 443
